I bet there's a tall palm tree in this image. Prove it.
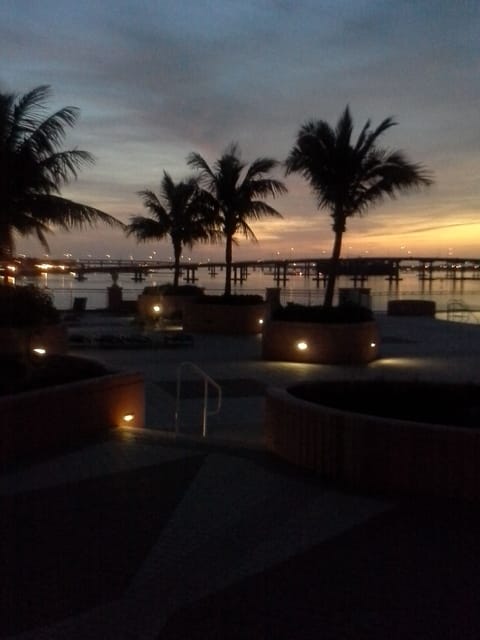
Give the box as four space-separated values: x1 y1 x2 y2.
187 143 287 296
0 84 124 259
126 171 216 287
285 106 433 308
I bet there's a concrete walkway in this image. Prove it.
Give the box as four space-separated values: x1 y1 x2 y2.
1 314 480 638
65 311 480 441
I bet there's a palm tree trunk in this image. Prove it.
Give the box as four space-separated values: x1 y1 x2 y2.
324 228 344 308
173 242 182 288
224 235 233 296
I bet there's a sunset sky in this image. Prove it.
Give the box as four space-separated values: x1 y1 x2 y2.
2 0 479 261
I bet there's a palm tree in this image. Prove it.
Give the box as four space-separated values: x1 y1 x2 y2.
187 143 287 296
0 85 124 259
126 171 216 287
285 106 433 308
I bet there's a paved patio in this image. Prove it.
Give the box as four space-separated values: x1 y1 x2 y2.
2 313 480 638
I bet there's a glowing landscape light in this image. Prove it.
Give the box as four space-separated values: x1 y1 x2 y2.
296 341 308 351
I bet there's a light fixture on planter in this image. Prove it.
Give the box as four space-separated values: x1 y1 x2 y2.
32 347 47 356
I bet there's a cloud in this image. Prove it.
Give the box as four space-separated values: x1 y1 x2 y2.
1 0 479 258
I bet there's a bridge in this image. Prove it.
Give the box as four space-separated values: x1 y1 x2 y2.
3 255 480 287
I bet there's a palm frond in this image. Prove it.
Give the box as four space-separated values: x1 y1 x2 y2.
40 150 95 186
29 194 126 230
26 106 79 158
0 84 124 256
237 219 257 242
126 216 168 241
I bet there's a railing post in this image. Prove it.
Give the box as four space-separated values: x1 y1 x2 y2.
203 378 208 437
175 362 222 437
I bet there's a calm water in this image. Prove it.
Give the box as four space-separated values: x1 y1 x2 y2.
17 266 480 321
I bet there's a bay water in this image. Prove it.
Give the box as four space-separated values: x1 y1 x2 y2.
19 267 480 321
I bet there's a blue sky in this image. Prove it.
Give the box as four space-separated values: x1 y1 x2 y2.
2 0 479 260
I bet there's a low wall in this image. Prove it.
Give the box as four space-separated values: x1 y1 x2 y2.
183 301 267 334
387 299 436 316
262 320 379 364
0 371 145 466
265 386 480 500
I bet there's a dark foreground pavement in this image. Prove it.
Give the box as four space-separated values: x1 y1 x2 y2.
2 427 480 639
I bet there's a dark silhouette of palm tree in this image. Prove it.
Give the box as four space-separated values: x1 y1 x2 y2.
126 171 216 288
187 143 287 296
285 106 433 307
0 85 124 259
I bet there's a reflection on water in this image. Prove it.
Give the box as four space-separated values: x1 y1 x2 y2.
16 268 480 316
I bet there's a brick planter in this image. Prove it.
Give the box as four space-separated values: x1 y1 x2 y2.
0 370 145 466
262 320 379 364
0 323 68 355
183 301 267 334
137 292 204 321
265 383 480 500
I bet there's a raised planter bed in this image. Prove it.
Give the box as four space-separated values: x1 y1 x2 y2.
137 285 205 322
183 297 267 335
0 361 145 466
262 319 379 364
265 380 480 500
138 292 203 322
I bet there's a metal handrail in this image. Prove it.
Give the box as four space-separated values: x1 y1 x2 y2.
446 299 479 323
174 362 222 437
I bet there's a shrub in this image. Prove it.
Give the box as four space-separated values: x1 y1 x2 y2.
271 302 373 323
193 294 264 306
288 380 480 428
142 284 204 296
0 285 60 328
0 353 111 395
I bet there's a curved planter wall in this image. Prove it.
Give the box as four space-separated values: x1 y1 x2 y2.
0 371 145 466
262 320 379 364
183 301 267 334
265 386 480 500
